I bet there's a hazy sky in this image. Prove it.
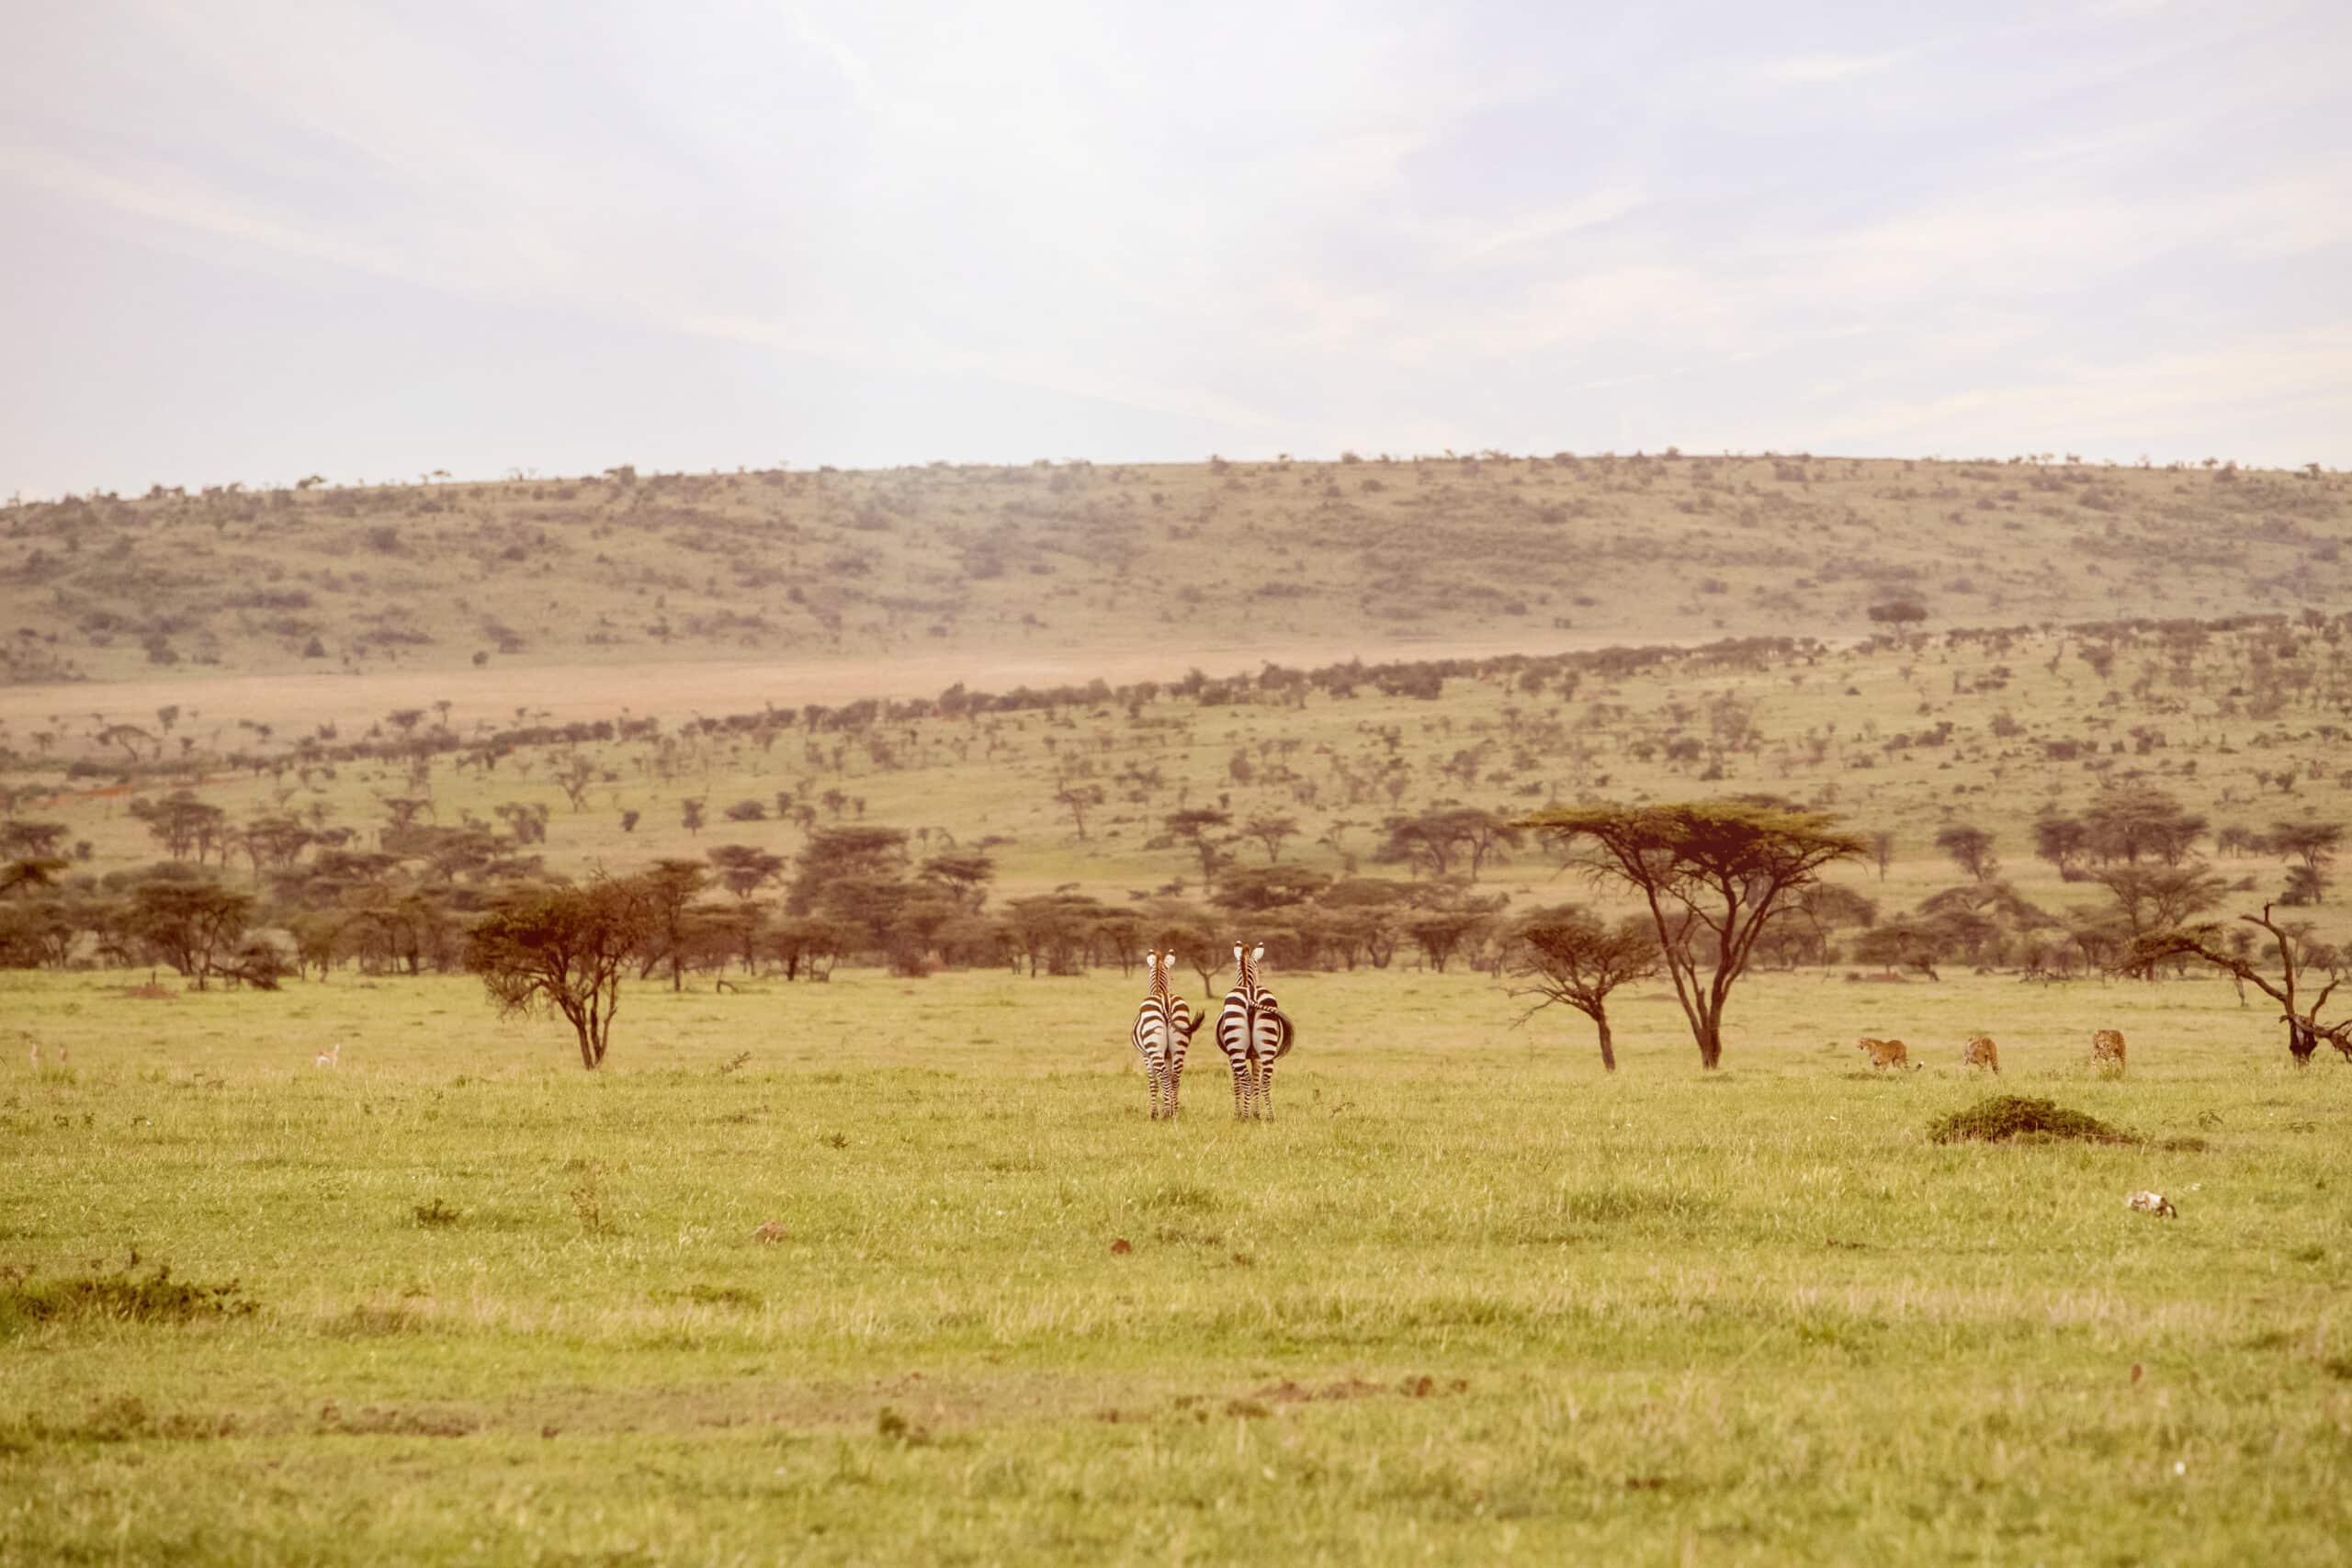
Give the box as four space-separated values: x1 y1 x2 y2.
5 1 2347 496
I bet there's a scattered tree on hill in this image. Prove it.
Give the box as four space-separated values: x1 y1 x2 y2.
1522 799 1864 1068
2095 864 2228 938
636 860 711 992
1935 824 1998 883
707 843 786 901
1868 830 1894 882
1378 807 1523 882
2268 820 2343 871
1403 895 1501 974
1165 808 1231 889
466 874 654 1068
1055 782 1105 840
1242 815 1300 862
0 821 67 862
130 792 229 863
1851 918 1946 980
2082 788 2206 865
555 756 598 811
2032 814 2092 876
1507 906 1659 1071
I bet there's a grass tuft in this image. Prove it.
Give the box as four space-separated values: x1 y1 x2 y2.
0 1265 256 1336
1926 1095 2134 1145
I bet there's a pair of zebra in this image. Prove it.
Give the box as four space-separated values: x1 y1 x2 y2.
1132 942 1296 1121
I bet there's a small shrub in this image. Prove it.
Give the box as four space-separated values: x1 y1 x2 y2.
1926 1096 2133 1145
413 1198 461 1229
0 1264 256 1336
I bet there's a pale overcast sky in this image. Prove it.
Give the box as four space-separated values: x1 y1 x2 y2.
4 1 2347 496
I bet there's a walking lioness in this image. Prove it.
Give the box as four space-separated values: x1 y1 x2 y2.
1962 1035 2000 1074
2092 1028 2128 1072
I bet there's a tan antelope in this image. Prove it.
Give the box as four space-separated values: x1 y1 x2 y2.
314 1043 342 1069
1962 1035 2000 1074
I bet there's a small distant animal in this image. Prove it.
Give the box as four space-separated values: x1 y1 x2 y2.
1858 1037 1917 1071
2126 1190 2177 1218
313 1043 342 1069
27 1041 40 1068
1962 1035 2000 1074
2092 1029 2128 1072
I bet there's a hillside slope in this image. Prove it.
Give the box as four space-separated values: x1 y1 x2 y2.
5 453 2345 686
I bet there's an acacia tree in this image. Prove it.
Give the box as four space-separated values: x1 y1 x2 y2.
1164 808 1231 889
466 875 653 1068
1521 800 1864 1068
1507 906 1658 1071
707 843 786 901
2127 905 2352 1066
1934 824 1998 883
127 879 256 989
636 859 711 992
2094 864 2227 937
1243 815 1300 862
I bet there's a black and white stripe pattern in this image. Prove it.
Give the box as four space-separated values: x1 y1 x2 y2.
1160 958 1203 1118
1131 951 1200 1120
1215 941 1295 1121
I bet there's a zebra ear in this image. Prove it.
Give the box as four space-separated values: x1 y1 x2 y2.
1251 943 1265 964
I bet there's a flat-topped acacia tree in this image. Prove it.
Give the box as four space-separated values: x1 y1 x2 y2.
466 874 654 1069
1520 799 1865 1068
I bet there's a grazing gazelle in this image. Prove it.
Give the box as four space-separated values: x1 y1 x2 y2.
314 1043 342 1069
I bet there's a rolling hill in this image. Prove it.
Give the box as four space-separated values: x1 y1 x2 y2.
5 451 2345 691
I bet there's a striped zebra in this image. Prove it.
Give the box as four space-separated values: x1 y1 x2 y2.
1216 941 1296 1121
1131 951 1200 1120
1159 954 1204 1117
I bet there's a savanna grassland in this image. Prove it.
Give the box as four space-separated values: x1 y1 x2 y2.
3 968 2348 1563
5 453 2352 1562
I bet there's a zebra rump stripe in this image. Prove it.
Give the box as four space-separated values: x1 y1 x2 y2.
1132 950 1204 1121
1216 940 1296 1122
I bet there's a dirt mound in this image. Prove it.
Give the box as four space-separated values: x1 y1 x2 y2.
1927 1095 2134 1145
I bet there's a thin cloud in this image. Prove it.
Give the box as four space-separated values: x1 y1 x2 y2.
1752 51 1910 84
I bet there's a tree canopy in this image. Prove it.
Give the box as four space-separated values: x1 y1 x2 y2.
1521 799 1864 1067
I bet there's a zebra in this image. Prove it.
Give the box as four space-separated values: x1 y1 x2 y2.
1131 951 1200 1120
1159 953 1204 1118
1216 941 1296 1121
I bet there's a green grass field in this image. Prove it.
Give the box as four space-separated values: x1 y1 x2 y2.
5 965 2347 1563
